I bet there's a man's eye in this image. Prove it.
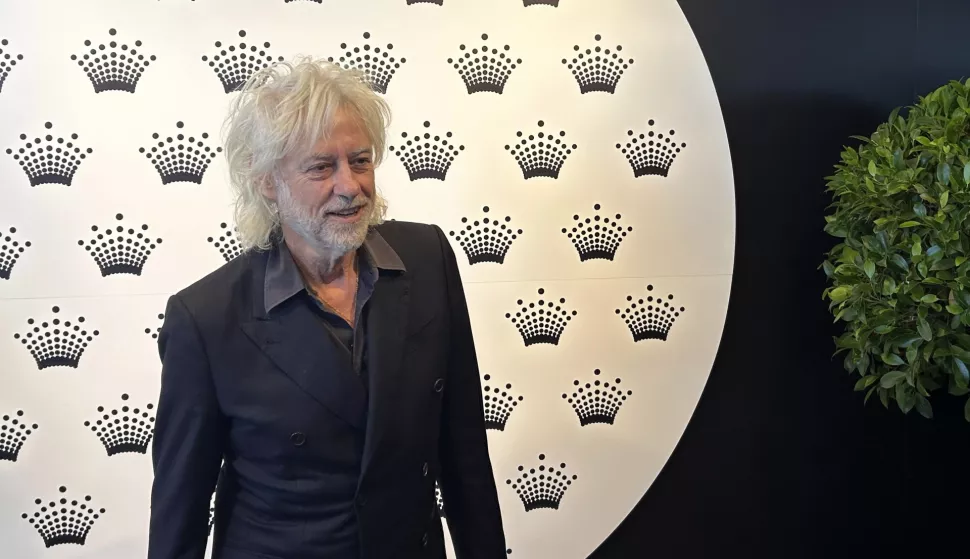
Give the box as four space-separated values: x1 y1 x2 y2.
354 158 371 165
310 164 331 172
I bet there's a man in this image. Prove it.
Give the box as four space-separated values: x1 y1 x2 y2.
147 57 507 559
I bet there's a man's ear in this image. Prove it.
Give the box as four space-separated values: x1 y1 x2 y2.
258 173 279 202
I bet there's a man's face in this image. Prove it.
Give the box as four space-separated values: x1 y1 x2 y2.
267 107 377 255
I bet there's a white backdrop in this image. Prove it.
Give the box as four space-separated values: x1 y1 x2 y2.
0 0 735 557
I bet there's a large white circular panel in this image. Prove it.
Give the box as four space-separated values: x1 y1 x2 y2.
0 1 734 557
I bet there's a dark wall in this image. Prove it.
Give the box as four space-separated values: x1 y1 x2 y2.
591 1 970 557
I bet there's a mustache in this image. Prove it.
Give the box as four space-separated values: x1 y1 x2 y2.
321 198 370 214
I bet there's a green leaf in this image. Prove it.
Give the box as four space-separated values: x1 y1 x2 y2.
879 387 890 409
881 353 905 366
900 221 921 228
914 393 933 418
918 317 933 341
882 277 897 295
954 358 970 389
864 260 875 279
947 303 965 314
914 202 928 218
822 260 835 278
896 384 916 414
873 325 894 334
941 191 950 208
891 254 909 270
912 240 922 257
957 256 968 267
880 370 907 388
829 286 851 303
921 294 939 303
964 163 970 186
938 162 952 185
868 160 877 176
854 375 879 391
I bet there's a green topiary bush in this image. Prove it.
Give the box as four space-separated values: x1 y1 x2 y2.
823 79 970 421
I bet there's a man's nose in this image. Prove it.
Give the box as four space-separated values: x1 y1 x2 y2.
332 160 362 199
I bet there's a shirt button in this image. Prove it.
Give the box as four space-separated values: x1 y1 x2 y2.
290 432 306 446
422 462 429 476
433 378 445 393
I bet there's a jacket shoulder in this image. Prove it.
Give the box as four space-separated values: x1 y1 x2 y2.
169 249 262 317
374 220 445 263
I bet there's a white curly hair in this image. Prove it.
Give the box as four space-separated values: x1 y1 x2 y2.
222 56 391 252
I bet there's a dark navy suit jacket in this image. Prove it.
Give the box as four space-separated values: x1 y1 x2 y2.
147 221 506 559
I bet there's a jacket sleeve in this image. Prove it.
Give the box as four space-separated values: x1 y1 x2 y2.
148 294 227 559
432 224 508 558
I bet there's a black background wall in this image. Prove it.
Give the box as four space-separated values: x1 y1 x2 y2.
592 1 970 557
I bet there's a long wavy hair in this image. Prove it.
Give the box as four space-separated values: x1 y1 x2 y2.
222 56 391 252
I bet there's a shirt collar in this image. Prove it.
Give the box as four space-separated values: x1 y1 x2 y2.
263 227 404 314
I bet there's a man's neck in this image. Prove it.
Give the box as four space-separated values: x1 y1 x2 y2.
281 227 356 287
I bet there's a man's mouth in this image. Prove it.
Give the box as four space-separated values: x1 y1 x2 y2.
327 206 363 218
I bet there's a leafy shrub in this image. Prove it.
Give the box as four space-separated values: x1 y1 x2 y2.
823 79 970 421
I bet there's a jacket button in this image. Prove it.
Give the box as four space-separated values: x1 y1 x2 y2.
421 533 429 547
290 432 306 446
433 378 445 393
422 462 429 476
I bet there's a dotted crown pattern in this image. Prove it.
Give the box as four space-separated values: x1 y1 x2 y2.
482 374 523 431
524 0 559 5
506 454 578 512
449 33 522 94
616 284 686 342
202 30 285 94
84 394 155 457
207 222 244 262
145 313 164 340
327 32 405 94
79 213 163 277
389 121 464 181
562 34 633 94
506 120 577 179
449 206 522 265
0 410 38 463
70 28 156 93
505 288 577 347
0 38 24 93
139 121 223 185
1 226 31 280
14 306 100 370
22 486 105 548
407 0 444 4
563 369 632 426
562 203 633 262
617 120 688 177
6 122 93 187
435 482 446 518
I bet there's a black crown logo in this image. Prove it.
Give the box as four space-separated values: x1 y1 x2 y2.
449 206 522 265
563 369 632 426
617 285 685 342
285 0 323 2
390 121 464 181
22 486 105 547
507 454 577 511
14 306 99 370
435 482 446 518
506 120 576 179
449 34 522 95
1 226 31 280
80 213 163 276
618 120 688 177
407 0 444 4
85 394 155 456
328 32 405 94
506 288 577 347
145 313 164 340
6 122 93 186
208 222 244 262
562 204 633 261
563 34 633 94
0 38 24 93
71 28 156 93
1 410 38 462
140 121 223 185
203 30 285 94
482 374 523 431
524 0 559 4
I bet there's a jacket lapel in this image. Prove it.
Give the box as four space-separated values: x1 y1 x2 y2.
360 269 411 477
240 302 368 431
